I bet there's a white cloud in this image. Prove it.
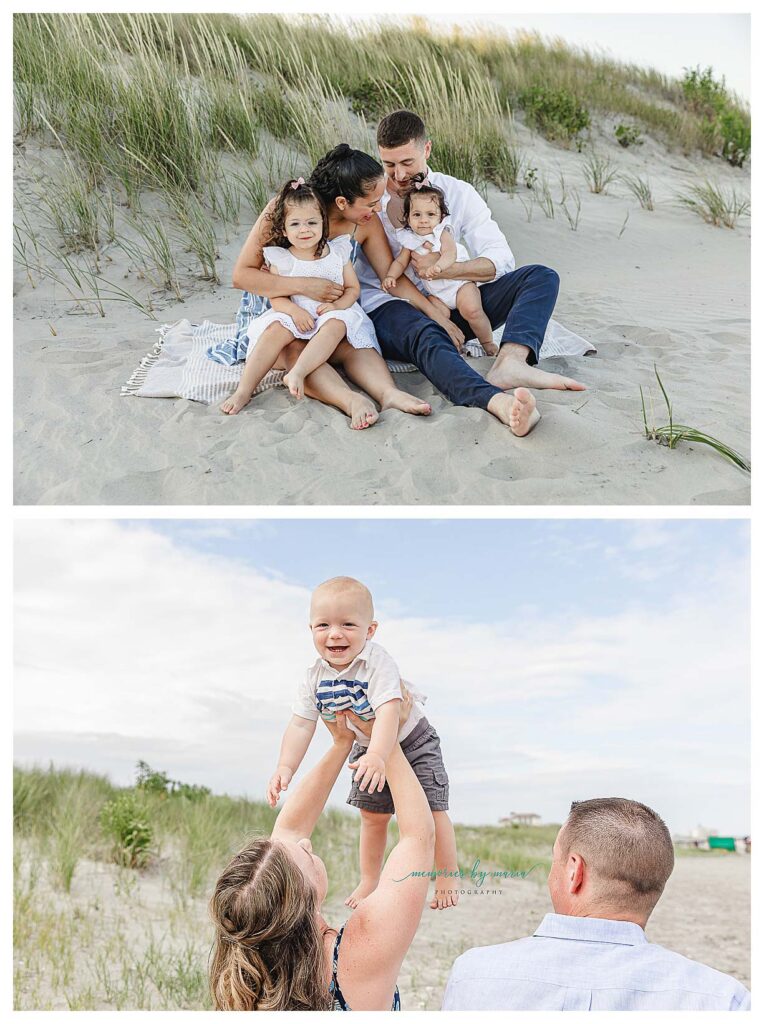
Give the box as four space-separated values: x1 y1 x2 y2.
13 521 750 834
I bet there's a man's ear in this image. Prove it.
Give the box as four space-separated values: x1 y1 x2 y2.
423 139 432 162
367 621 378 639
568 854 586 895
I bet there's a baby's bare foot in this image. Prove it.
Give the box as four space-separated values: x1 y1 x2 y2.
344 880 378 909
430 887 460 910
283 369 305 399
487 387 540 437
220 389 252 415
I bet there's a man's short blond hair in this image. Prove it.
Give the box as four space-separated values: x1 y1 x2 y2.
311 576 374 619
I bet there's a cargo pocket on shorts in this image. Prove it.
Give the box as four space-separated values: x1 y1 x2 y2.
431 768 449 806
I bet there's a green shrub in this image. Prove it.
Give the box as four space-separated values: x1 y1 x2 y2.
518 85 590 143
135 760 212 802
681 65 728 117
614 122 643 148
100 793 153 868
717 107 750 167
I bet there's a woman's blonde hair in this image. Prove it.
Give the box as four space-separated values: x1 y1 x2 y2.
209 837 332 1010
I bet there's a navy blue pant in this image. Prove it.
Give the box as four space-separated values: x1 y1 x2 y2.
369 264 560 410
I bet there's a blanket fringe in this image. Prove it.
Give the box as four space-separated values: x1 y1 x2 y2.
121 325 169 396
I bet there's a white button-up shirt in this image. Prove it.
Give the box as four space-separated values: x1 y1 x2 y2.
356 168 516 314
442 913 751 1011
292 641 424 747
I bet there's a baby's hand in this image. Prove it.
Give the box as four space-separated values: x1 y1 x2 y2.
266 766 293 807
421 263 443 281
291 307 315 334
348 751 386 794
316 302 336 315
382 276 398 293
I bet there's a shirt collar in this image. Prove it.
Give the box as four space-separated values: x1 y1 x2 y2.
534 913 648 946
314 640 373 675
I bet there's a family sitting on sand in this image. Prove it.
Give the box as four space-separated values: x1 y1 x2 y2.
209 577 750 1011
211 109 585 436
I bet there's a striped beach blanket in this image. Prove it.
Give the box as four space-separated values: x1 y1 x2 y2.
122 318 594 406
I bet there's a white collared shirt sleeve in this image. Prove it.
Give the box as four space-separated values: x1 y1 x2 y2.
366 644 404 710
292 666 320 721
456 182 515 280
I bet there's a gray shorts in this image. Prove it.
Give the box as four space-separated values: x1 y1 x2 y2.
347 717 449 814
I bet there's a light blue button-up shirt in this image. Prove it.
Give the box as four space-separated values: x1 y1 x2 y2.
442 913 750 1011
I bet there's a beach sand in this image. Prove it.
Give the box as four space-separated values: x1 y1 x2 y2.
13 848 750 1010
14 125 750 505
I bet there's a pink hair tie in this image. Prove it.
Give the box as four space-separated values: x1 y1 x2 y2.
414 177 430 190
290 177 306 189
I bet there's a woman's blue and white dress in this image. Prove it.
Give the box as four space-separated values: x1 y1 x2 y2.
207 235 377 364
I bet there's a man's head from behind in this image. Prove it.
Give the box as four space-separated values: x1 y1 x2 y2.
377 110 432 192
548 798 675 927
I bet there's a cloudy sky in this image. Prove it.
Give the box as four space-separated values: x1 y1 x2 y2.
14 519 750 835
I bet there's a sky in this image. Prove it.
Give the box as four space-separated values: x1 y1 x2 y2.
340 12 750 101
14 518 750 836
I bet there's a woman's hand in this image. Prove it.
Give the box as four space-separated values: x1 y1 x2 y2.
320 713 355 748
299 278 345 303
434 315 465 351
342 685 414 739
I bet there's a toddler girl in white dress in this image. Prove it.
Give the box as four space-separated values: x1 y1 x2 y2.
221 179 379 415
383 179 498 356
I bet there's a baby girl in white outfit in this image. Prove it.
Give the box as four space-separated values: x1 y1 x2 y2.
383 179 498 356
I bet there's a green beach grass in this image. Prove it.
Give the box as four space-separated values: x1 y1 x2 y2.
13 13 750 318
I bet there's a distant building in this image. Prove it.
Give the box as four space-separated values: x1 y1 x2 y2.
501 812 542 827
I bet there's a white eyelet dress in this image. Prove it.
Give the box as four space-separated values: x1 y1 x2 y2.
395 217 471 309
244 235 380 358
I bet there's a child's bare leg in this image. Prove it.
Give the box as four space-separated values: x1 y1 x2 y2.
221 323 295 414
283 319 347 399
456 282 498 356
431 810 459 910
279 342 379 430
345 809 391 908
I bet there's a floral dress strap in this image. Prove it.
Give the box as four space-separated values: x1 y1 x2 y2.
329 924 401 1011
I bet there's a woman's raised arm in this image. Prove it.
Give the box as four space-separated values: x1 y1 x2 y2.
338 716 436 1010
270 718 354 844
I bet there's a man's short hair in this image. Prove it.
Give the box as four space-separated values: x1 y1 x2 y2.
377 110 427 149
562 798 674 913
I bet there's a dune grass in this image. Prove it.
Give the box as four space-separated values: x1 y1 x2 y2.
13 13 750 319
640 364 750 472
675 180 751 228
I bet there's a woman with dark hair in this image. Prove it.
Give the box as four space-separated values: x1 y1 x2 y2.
217 144 464 427
209 700 435 1010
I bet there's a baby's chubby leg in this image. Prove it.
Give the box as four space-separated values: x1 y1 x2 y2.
221 322 297 414
456 283 499 356
431 810 460 910
345 809 392 909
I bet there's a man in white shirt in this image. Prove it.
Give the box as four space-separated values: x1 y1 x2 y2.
355 109 585 431
442 797 751 1011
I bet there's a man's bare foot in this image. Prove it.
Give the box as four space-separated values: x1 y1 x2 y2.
220 389 253 415
283 369 306 399
430 887 460 910
348 394 379 430
344 879 378 909
487 351 585 391
487 387 540 437
380 389 432 417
